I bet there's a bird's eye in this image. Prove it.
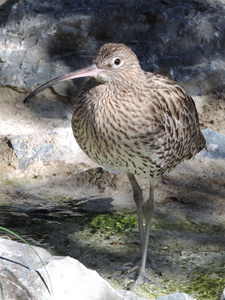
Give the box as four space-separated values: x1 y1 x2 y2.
114 58 121 66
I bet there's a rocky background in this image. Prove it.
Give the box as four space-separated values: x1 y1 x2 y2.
0 0 225 299
1 0 225 95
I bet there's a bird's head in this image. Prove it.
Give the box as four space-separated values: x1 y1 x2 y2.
24 43 142 103
93 43 142 84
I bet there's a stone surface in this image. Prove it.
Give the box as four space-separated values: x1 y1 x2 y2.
0 238 145 300
221 288 225 300
199 129 225 159
156 293 195 300
0 0 225 95
9 128 81 171
0 238 198 300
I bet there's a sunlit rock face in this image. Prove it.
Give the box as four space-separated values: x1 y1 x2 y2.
0 0 225 96
0 238 145 300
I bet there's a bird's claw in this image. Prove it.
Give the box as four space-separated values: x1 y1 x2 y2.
121 256 161 287
133 253 162 276
125 269 160 289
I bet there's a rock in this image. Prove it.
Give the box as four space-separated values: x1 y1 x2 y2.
9 128 82 171
0 136 19 170
221 288 225 300
0 238 197 300
199 129 225 159
156 293 195 300
0 238 144 300
0 0 225 95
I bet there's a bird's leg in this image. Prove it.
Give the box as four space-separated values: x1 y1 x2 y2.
127 173 144 254
138 177 155 279
126 175 160 284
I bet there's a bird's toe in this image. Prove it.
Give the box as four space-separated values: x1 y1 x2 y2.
121 255 161 286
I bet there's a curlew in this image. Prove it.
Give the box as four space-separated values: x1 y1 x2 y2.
24 43 206 282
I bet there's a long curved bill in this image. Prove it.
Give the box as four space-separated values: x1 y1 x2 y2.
24 64 101 103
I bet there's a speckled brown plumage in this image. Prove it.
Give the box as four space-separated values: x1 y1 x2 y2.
72 43 206 179
24 43 206 282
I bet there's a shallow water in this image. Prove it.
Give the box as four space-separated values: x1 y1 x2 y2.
0 201 98 254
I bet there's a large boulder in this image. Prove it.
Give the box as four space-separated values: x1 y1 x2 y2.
0 238 144 300
0 238 196 300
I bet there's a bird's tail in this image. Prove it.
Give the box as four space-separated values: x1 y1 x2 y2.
198 131 207 153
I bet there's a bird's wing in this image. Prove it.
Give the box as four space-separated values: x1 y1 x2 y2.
139 72 206 166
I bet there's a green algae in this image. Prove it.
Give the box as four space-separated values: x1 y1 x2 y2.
147 271 225 300
86 210 225 240
89 211 137 236
187 272 225 300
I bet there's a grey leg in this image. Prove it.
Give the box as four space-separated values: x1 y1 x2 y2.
139 177 155 276
127 173 144 253
127 175 158 281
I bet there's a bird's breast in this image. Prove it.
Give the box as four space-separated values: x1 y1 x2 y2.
71 78 205 178
71 83 161 177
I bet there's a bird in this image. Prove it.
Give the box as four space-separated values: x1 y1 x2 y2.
24 43 206 282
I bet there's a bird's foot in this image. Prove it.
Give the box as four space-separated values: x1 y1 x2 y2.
121 254 161 287
134 270 159 286
133 252 162 276
123 266 160 288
